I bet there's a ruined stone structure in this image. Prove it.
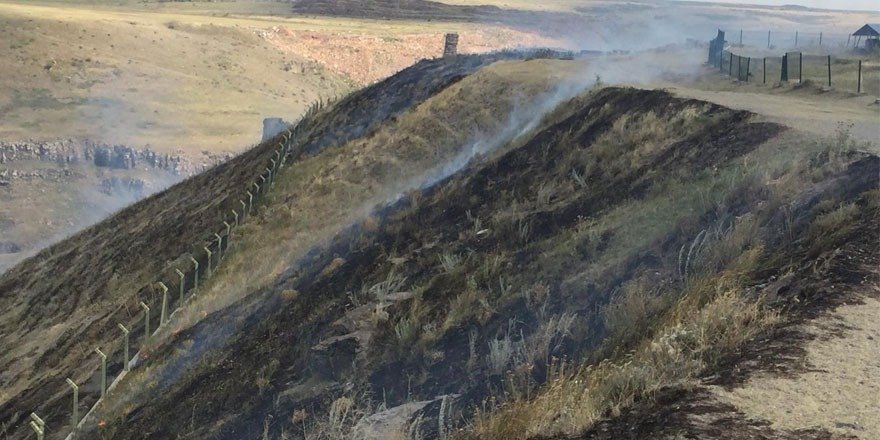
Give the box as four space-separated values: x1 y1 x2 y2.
444 33 459 57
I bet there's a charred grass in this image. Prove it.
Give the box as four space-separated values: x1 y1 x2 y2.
81 86 877 440
0 54 525 439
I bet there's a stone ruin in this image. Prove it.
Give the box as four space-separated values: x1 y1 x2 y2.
444 33 459 58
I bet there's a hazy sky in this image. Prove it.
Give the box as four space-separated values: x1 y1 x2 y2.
698 0 879 12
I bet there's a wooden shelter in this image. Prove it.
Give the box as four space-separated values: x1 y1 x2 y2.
851 24 880 49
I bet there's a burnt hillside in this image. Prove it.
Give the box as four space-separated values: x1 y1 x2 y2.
81 86 877 439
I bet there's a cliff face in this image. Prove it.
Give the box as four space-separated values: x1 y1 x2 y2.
0 139 233 176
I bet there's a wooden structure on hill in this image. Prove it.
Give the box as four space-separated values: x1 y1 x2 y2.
851 24 879 50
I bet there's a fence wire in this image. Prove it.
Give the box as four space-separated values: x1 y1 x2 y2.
715 49 877 96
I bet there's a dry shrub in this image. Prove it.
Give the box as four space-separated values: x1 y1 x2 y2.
807 202 860 254
601 279 669 349
467 247 777 440
443 281 492 331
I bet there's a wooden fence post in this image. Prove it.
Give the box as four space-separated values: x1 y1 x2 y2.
66 378 78 437
95 348 107 397
118 323 130 371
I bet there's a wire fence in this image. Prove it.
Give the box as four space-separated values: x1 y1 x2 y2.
722 29 857 51
713 49 879 96
18 96 332 440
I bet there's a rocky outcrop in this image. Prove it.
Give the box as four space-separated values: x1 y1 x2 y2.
0 139 231 176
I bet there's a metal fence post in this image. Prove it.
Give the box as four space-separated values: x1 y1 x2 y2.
30 413 45 440
232 210 239 227
795 30 798 47
66 378 78 436
175 269 186 303
746 57 751 82
246 191 254 214
95 348 107 397
729 53 733 76
204 247 213 278
819 32 823 46
29 422 44 440
827 55 832 87
763 57 767 84
781 53 788 82
157 282 169 326
224 221 232 241
799 52 803 83
215 233 223 261
140 301 150 338
858 60 862 93
767 30 771 48
118 323 130 371
189 256 199 290
737 55 742 80
253 182 261 196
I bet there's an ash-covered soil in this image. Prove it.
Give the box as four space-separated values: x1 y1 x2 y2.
0 53 523 440
87 87 818 439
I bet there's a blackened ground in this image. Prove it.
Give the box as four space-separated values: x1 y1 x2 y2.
92 88 788 439
0 53 512 440
300 51 579 154
570 158 880 440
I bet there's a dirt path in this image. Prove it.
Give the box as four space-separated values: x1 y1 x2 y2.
712 292 880 438
662 86 880 150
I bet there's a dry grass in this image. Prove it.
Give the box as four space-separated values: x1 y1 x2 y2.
467 249 778 439
0 1 353 154
138 59 572 350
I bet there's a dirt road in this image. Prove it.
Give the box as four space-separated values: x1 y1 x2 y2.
664 85 880 150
